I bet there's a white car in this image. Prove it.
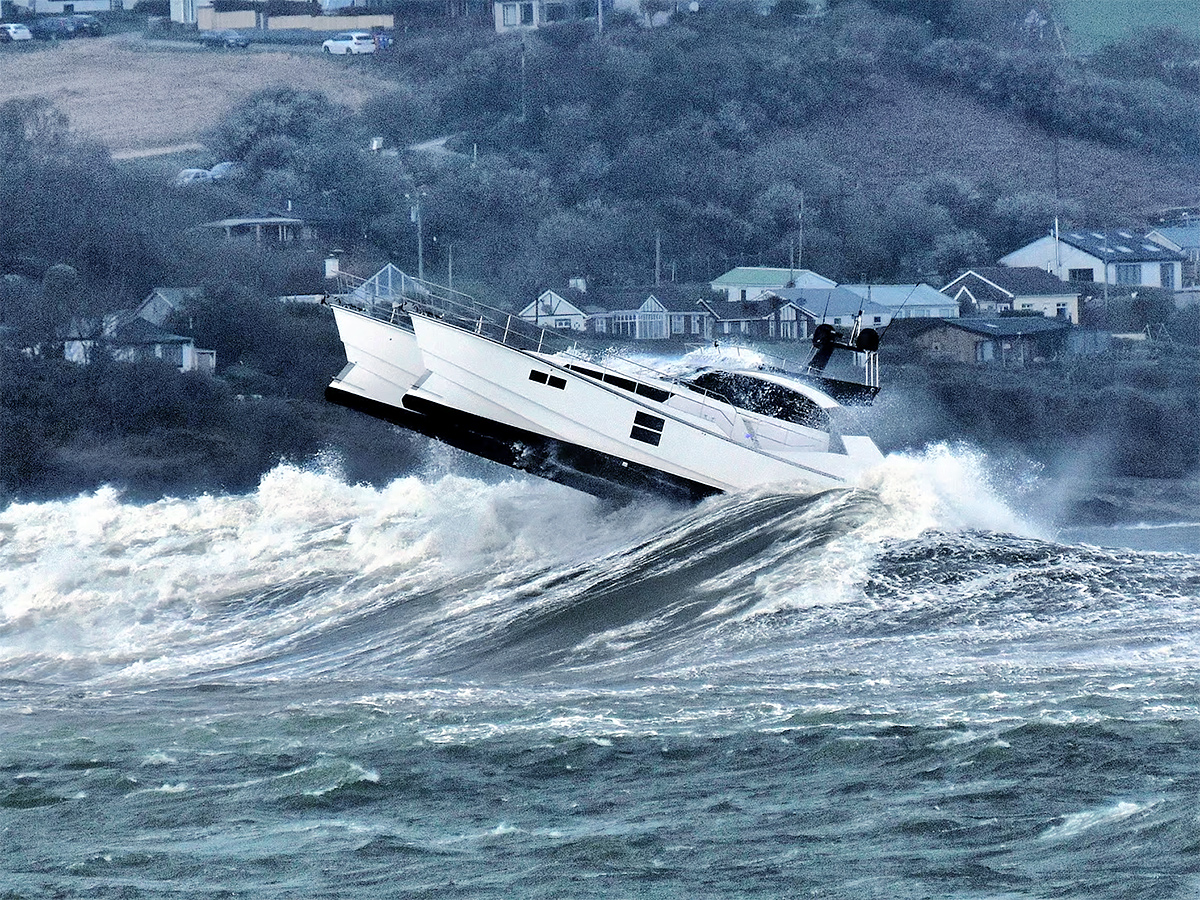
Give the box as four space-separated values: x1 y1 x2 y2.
321 31 375 55
0 23 33 40
174 168 212 187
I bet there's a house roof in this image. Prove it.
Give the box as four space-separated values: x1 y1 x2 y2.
943 267 1079 300
1148 225 1200 250
1055 229 1185 262
201 214 304 229
702 297 793 321
108 316 193 345
770 286 891 318
710 267 837 290
588 283 717 313
841 283 951 309
522 290 587 319
936 317 1070 338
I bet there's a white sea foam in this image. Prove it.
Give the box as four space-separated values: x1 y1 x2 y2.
1041 800 1157 841
0 464 678 684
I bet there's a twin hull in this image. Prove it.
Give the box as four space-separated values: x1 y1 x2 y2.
328 305 883 500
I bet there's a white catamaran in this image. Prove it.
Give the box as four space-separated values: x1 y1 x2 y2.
326 269 884 502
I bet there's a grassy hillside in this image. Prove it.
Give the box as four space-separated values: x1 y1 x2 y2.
1056 0 1200 53
804 73 1200 227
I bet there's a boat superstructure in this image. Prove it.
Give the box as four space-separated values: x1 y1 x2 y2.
326 270 884 502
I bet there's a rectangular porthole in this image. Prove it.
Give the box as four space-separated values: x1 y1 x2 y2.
529 370 549 384
634 411 665 431
547 375 566 390
631 411 665 446
630 426 662 446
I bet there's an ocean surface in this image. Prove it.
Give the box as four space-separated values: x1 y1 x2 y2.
2 445 1199 899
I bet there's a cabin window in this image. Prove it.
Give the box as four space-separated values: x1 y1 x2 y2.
630 411 664 446
563 364 672 402
529 370 565 389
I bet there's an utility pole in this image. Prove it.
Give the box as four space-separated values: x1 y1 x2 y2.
406 190 426 281
798 190 805 272
655 229 662 285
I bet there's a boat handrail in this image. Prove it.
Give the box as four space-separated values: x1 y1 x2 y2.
329 269 878 394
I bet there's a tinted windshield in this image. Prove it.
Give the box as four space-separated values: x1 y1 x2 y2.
686 371 829 430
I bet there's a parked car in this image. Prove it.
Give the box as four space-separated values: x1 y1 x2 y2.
0 22 34 42
321 31 374 55
29 16 77 39
68 14 103 35
207 161 239 180
198 29 250 48
174 168 212 187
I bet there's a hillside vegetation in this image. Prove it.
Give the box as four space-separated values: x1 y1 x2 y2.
2 0 1199 503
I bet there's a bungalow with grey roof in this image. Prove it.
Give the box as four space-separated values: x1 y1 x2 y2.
65 310 215 374
583 285 717 340
941 267 1081 323
709 266 836 304
768 286 894 331
841 283 959 320
698 295 806 341
999 228 1185 291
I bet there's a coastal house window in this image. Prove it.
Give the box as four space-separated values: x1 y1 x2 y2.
1161 263 1175 289
1056 303 1069 318
1115 263 1141 285
1068 268 1094 282
521 2 534 23
554 318 571 329
502 2 519 24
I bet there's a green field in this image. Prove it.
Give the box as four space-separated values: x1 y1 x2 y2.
1056 0 1200 52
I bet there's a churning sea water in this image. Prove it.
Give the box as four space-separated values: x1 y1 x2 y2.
2 447 1199 899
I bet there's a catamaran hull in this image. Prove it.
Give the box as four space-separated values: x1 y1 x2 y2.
325 382 720 503
327 295 883 501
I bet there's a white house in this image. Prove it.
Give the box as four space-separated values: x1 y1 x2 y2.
10 0 114 12
1146 224 1200 287
589 292 713 340
65 312 215 374
941 267 1081 324
709 266 836 304
769 286 894 331
840 283 959 319
999 228 1185 291
493 0 640 33
518 290 589 331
